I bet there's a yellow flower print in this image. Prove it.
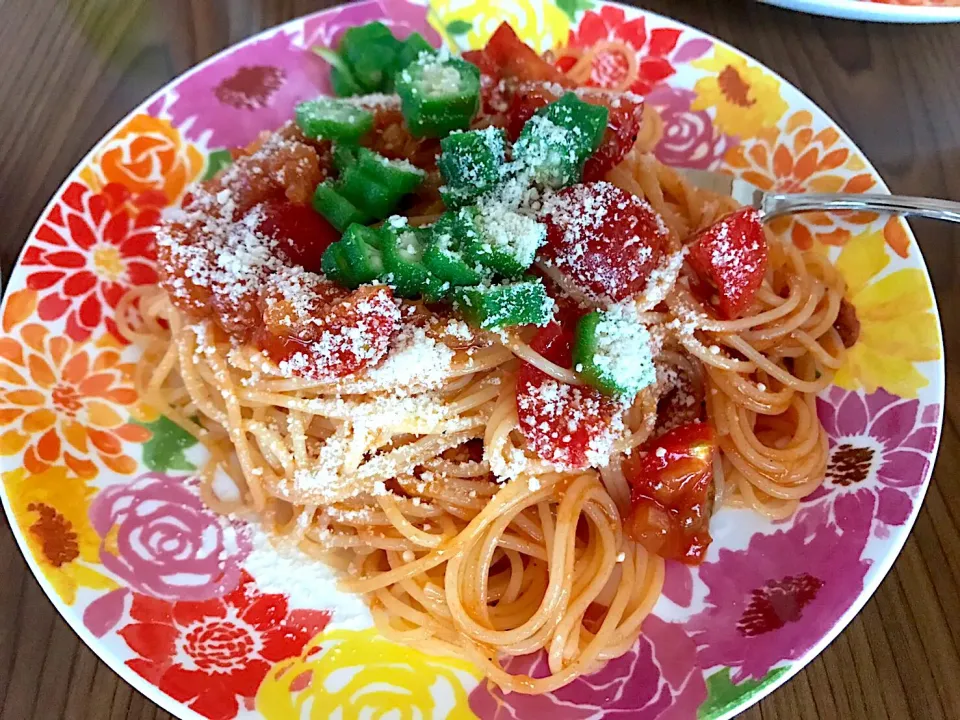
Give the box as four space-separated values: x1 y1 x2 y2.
692 46 787 139
5 466 116 604
833 230 940 398
257 628 482 719
429 0 569 53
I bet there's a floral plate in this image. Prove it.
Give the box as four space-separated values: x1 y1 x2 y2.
0 2 944 719
759 0 960 23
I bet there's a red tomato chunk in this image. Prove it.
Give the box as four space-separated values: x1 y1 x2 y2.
516 323 623 470
471 23 575 88
539 181 667 302
257 200 340 275
258 285 400 382
623 421 717 564
581 91 644 182
158 127 403 382
686 208 768 319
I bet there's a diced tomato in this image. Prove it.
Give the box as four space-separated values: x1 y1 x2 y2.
529 322 569 363
259 275 344 336
258 285 401 381
483 23 575 87
515 323 623 470
686 208 768 319
554 55 578 74
530 266 589 329
158 222 213 318
210 287 262 340
540 182 667 302
504 84 556 141
462 49 511 119
623 421 717 564
582 93 645 182
504 85 644 179
222 130 325 214
257 200 340 274
462 49 499 78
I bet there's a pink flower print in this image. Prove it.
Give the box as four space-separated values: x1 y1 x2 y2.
164 30 327 149
686 506 870 682
89 472 250 601
812 387 939 528
645 86 736 170
301 0 440 50
469 615 706 719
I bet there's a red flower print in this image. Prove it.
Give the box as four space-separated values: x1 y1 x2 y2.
119 571 330 720
23 181 162 343
566 7 682 95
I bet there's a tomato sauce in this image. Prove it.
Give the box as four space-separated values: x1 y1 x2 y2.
623 421 717 564
156 121 401 381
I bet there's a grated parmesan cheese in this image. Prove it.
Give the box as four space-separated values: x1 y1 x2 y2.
475 199 547 268
588 302 658 397
363 323 455 389
539 182 668 303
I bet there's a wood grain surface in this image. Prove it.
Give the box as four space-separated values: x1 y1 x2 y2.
0 0 958 718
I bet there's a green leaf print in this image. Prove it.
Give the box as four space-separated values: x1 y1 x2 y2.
136 415 199 472
556 0 594 23
698 666 790 719
445 20 472 36
202 149 233 181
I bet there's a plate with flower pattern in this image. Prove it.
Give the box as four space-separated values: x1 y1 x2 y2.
0 2 944 719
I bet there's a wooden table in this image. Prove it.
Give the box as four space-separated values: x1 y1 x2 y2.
0 0 958 717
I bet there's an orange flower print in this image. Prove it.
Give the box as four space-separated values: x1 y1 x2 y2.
724 111 888 252
79 113 204 204
0 323 150 478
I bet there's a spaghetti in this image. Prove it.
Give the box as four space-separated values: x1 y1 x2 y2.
120 25 853 696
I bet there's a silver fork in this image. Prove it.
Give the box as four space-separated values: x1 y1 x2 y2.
681 168 960 224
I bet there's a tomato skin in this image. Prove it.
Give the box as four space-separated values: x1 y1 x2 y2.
503 85 556 141
582 94 644 182
258 285 400 381
256 200 339 275
462 49 499 78
623 421 717 564
527 321 570 363
687 208 768 319
502 85 644 180
540 182 667 302
530 266 589 330
516 323 623 470
482 23 575 87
